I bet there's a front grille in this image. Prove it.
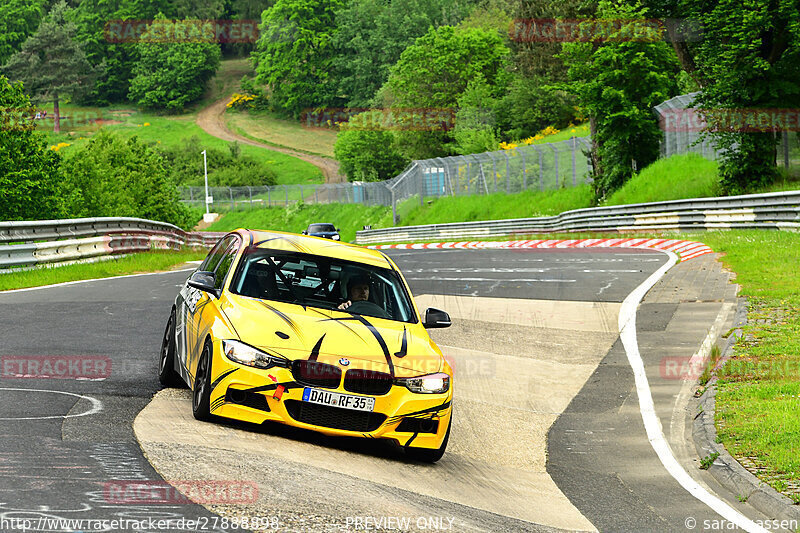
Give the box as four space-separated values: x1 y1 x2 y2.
291 360 342 389
226 388 270 412
285 400 386 432
343 369 393 395
396 417 439 434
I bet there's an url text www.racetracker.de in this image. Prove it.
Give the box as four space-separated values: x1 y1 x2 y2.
684 517 799 531
0 515 457 531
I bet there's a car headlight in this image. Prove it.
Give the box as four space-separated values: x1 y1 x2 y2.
332 235 340 240
397 372 450 394
222 340 288 370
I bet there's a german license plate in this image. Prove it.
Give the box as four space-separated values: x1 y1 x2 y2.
302 388 375 412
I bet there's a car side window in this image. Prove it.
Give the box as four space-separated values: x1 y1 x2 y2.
200 236 235 273
213 239 240 291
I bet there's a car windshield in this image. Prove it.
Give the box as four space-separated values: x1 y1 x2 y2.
308 224 336 233
229 249 416 323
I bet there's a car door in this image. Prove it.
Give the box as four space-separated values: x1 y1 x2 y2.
177 235 237 377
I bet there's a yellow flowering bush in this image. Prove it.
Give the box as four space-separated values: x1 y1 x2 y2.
49 142 71 151
227 93 256 110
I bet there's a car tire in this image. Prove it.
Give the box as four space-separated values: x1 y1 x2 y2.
158 310 182 387
405 414 451 463
192 340 213 421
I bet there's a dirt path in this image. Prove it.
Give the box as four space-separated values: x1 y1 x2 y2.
196 97 346 183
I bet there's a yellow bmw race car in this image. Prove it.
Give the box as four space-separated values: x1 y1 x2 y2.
159 229 453 462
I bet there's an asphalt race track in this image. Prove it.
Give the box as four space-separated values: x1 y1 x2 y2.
0 247 774 532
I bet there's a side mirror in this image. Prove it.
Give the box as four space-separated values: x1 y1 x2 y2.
423 308 451 329
301 230 307 235
188 271 218 297
336 228 341 232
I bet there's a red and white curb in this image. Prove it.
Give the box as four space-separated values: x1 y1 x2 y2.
369 238 713 262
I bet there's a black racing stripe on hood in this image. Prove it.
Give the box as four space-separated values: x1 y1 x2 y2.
314 314 370 344
259 301 303 338
308 334 325 361
387 400 451 423
353 315 395 377
394 327 407 358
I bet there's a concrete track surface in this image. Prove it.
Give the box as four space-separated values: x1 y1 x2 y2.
0 248 776 533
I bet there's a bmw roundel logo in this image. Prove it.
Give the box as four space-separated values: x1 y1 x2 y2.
339 358 350 367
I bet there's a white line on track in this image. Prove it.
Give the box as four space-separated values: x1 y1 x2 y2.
402 277 578 283
0 267 195 294
619 251 768 533
0 388 103 420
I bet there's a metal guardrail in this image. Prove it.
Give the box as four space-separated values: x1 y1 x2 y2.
0 217 224 269
355 190 800 244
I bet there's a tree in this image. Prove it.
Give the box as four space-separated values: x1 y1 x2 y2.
451 76 500 155
559 1 679 198
61 130 194 229
642 0 800 194
2 1 99 133
128 15 222 112
380 25 511 159
334 116 409 181
251 0 345 117
0 0 48 67
330 0 467 108
70 0 172 104
0 76 65 221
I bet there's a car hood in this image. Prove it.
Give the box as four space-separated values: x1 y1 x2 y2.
222 294 442 378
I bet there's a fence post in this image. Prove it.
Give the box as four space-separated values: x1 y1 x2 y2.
268 187 271 207
551 144 559 187
533 145 544 191
505 151 510 193
420 164 425 206
229 187 234 210
519 149 527 191
784 131 790 169
315 187 319 204
248 186 253 208
486 152 498 192
391 188 397 225
285 186 288 206
300 185 304 203
571 137 578 186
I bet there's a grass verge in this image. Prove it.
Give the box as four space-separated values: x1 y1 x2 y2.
205 202 392 243
226 109 338 159
0 249 206 291
690 230 800 499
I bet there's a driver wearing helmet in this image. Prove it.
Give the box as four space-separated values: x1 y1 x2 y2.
338 274 371 311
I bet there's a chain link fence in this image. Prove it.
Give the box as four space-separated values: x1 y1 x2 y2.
654 92 800 171
180 94 800 221
179 136 593 223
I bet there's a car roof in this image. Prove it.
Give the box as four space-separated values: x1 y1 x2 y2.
232 229 391 268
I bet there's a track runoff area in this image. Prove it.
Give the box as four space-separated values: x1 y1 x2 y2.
0 241 780 532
